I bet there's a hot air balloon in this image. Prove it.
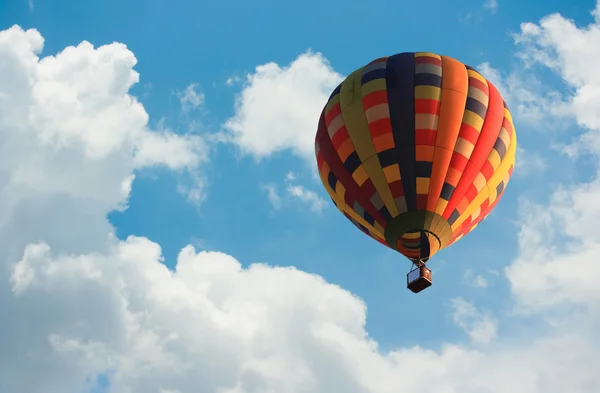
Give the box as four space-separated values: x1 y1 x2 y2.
315 52 516 293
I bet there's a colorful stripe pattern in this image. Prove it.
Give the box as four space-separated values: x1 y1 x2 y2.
315 52 517 263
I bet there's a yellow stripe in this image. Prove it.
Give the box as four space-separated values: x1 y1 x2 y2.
415 52 442 59
461 110 485 130
468 68 488 85
415 85 442 100
488 149 501 170
340 69 399 216
340 69 375 160
403 231 421 239
335 182 346 200
450 188 490 232
361 79 387 96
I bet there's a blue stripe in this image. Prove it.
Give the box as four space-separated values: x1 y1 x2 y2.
361 68 387 85
386 53 417 211
414 73 442 87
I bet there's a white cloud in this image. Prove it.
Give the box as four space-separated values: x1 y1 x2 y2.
261 172 327 212
134 129 208 170
286 184 327 212
483 0 498 13
10 235 600 393
507 178 600 311
261 183 282 210
502 0 600 338
0 25 208 226
474 275 488 288
0 24 208 392
476 61 571 130
178 83 205 113
225 75 241 86
512 2 600 158
222 51 343 162
5 9 600 393
284 171 327 212
515 146 547 176
463 268 489 288
450 298 498 344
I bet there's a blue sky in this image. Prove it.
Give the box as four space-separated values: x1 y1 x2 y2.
2 0 600 392
0 0 581 346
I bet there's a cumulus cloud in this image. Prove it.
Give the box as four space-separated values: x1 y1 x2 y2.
507 177 600 311
8 234 600 393
0 25 209 232
0 25 210 391
512 2 600 155
476 61 570 130
496 1 600 315
4 7 600 393
222 51 343 162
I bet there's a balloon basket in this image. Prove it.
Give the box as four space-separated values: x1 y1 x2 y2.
407 265 432 293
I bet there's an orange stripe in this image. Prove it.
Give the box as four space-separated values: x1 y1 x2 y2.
427 57 468 212
443 81 505 219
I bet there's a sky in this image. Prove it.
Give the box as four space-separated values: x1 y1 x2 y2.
0 0 599 391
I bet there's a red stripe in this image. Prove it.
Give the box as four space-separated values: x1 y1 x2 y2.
360 179 377 198
458 124 480 144
464 185 478 202
481 161 494 180
443 82 505 219
343 189 355 207
449 153 468 171
416 194 428 210
331 127 349 150
389 180 404 197
369 119 393 138
316 150 325 170
363 90 388 110
461 216 472 228
325 102 341 126
415 99 440 115
415 129 436 145
469 78 489 94
415 56 442 66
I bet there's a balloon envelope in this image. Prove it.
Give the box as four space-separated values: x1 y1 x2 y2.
314 52 516 263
